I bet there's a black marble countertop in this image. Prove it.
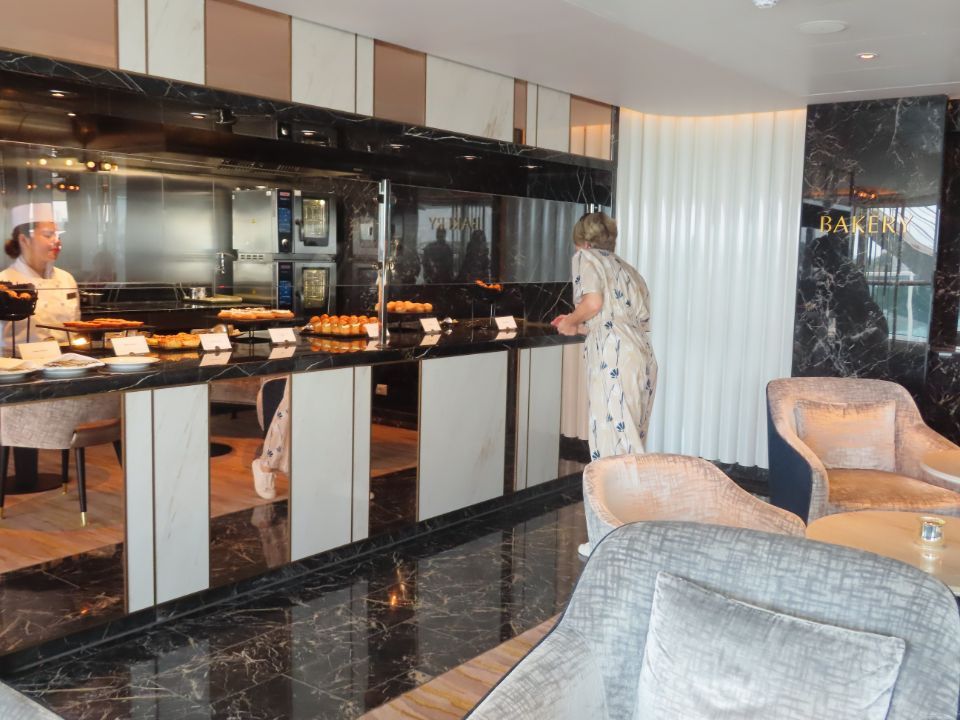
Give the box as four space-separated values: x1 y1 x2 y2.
0 322 582 404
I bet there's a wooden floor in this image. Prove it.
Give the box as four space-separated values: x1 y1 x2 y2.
0 413 417 575
361 617 557 719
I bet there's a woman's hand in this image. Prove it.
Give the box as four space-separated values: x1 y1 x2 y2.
550 314 568 328
556 316 580 336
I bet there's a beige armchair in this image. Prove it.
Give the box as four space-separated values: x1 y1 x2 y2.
767 377 960 523
0 395 121 526
581 454 804 556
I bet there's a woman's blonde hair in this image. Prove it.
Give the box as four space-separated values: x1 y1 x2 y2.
573 212 617 252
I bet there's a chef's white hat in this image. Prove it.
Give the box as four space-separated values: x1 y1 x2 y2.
9 203 55 228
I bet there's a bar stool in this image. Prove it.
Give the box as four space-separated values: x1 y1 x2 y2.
0 395 122 526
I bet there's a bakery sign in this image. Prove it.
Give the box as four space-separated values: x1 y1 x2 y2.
428 216 481 231
819 214 911 234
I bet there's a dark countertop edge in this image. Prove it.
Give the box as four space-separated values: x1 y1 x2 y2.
0 331 584 405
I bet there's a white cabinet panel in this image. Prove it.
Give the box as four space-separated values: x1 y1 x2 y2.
355 35 374 116
526 83 538 146
124 390 153 612
290 368 354 561
117 0 147 73
425 56 513 142
419 352 507 520
153 384 209 604
352 366 371 541
536 86 570 153
514 348 531 490
292 19 355 113
526 345 563 487
147 0 204 83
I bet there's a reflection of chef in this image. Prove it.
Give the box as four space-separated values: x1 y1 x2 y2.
1 203 79 347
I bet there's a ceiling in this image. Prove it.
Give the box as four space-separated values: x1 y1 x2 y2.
248 0 960 115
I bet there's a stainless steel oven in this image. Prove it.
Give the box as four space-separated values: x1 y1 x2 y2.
294 193 336 256
275 260 335 315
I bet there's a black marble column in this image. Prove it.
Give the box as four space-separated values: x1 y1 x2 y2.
793 96 948 399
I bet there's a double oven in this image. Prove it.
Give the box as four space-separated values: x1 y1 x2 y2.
231 189 337 316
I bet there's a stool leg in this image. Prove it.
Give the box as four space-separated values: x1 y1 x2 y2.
112 441 122 467
0 445 7 519
61 449 69 494
75 447 87 528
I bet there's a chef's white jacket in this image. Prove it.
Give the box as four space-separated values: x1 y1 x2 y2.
0 258 79 347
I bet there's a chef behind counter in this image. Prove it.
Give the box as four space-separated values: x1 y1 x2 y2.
1 203 79 349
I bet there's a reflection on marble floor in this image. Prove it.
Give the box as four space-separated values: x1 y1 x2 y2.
8 489 586 719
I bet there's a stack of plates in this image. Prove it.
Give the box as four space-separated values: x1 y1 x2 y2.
101 356 160 373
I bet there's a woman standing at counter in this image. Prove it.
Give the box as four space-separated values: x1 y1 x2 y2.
2 203 79 348
552 212 657 459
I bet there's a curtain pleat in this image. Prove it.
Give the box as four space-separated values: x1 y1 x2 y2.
610 108 806 468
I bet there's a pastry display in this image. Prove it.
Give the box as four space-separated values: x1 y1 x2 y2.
305 314 375 337
309 337 367 354
217 307 296 321
63 318 144 330
146 333 202 350
475 280 503 291
374 300 434 313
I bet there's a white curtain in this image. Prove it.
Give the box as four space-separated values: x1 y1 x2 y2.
562 108 806 468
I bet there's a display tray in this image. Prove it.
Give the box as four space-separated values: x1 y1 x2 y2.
37 322 149 334
301 328 369 338
189 295 245 304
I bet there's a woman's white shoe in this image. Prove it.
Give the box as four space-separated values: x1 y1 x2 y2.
251 459 276 500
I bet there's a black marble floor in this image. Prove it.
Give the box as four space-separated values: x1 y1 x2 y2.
6 488 586 719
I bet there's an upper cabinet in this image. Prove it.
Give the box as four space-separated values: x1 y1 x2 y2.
0 0 117 69
537 87 572 153
374 41 427 126
292 20 356 114
570 96 613 161
205 0 291 101
425 57 514 142
148 0 205 84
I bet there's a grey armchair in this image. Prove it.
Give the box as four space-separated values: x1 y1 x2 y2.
581 453 804 556
767 377 960 522
467 522 960 720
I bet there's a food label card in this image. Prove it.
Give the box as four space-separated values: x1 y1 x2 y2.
419 333 441 347
495 330 518 341
495 316 518 331
200 333 232 352
268 328 297 345
419 317 442 334
364 323 388 339
18 340 62 362
200 351 232 366
268 345 297 360
112 336 150 356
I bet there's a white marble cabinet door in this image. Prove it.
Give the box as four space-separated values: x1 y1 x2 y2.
525 345 563 487
147 0 204 84
152 384 210 604
124 390 154 612
419 352 507 521
425 56 514 142
536 86 571 153
290 368 355 561
291 19 356 113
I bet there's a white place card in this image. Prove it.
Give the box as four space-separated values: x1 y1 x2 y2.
495 330 518 341
200 333 232 352
17 340 62 362
268 345 297 359
365 340 383 351
495 315 518 331
419 333 441 346
364 323 388 339
268 327 297 345
111 335 150 356
419 317 442 334
200 351 232 366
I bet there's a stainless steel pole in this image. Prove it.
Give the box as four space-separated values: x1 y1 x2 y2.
376 179 391 347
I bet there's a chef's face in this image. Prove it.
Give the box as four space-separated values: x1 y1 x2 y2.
20 222 62 265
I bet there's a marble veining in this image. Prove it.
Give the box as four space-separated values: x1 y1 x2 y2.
5 486 586 719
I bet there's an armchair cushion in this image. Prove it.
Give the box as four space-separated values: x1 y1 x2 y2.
795 399 896 472
828 469 960 516
637 572 905 720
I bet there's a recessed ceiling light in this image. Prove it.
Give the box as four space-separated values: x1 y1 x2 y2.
388 143 407 150
458 155 479 161
858 51 878 60
49 90 66 98
522 164 541 170
190 112 206 120
752 0 778 8
302 130 316 137
66 111 77 118
797 20 848 35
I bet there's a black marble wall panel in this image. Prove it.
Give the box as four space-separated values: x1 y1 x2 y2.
0 52 613 205
793 96 948 399
930 101 960 350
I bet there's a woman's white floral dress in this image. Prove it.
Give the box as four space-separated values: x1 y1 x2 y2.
573 248 657 459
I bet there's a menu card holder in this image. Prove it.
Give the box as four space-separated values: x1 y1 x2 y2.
200 333 232 352
495 316 518 331
419 317 442 334
17 340 62 362
268 328 297 346
111 336 150 356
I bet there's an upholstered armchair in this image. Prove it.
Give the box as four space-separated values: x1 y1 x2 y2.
580 454 804 556
767 377 960 522
467 522 960 720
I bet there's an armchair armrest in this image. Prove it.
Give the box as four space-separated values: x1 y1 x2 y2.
898 422 960 491
583 475 625 552
766 400 830 522
467 625 609 720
